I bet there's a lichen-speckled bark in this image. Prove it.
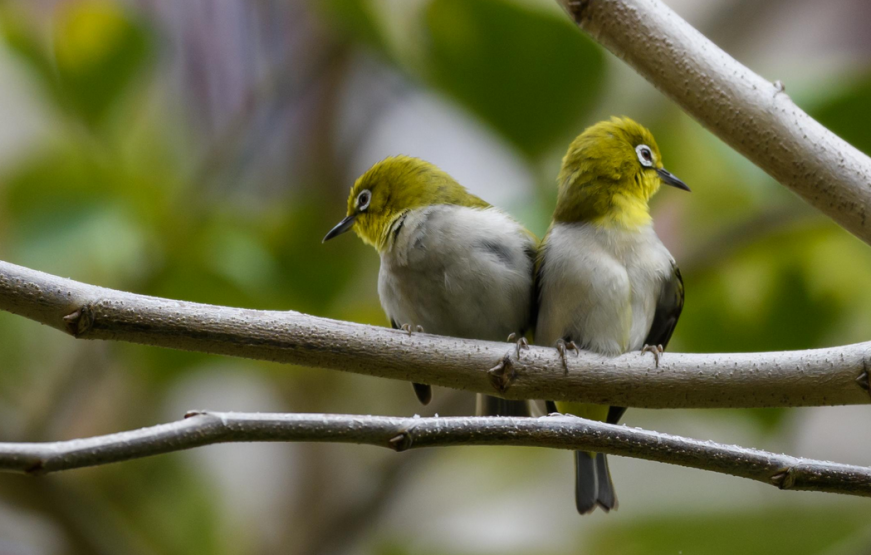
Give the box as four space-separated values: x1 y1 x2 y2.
0 411 869 497
0 260 869 409
556 0 871 245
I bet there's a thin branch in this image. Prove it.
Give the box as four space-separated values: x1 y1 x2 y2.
556 0 871 246
0 260 869 409
2 411 869 498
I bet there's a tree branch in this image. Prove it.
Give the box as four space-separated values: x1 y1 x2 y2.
0 260 869 408
556 0 871 246
2 411 869 497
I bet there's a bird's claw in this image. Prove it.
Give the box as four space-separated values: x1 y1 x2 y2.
642 344 664 367
507 333 529 358
555 339 580 373
400 323 424 335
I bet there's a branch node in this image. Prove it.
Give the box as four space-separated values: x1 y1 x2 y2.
856 370 870 391
63 305 94 337
487 354 517 394
857 356 871 397
773 79 786 95
24 460 46 476
388 432 412 452
770 467 796 490
564 0 590 22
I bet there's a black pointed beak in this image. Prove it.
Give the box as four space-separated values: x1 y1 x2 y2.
657 168 691 192
323 214 356 243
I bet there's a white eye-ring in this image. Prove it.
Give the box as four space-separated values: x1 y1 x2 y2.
635 144 654 167
357 189 371 211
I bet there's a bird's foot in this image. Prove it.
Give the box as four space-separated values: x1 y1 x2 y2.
773 79 785 95
507 333 529 358
555 339 580 373
400 323 424 335
641 344 664 367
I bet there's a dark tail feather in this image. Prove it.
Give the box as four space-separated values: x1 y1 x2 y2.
594 453 618 511
573 451 618 514
574 451 599 514
476 394 529 416
412 383 432 405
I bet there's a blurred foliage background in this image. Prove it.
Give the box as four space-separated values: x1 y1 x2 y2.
0 0 869 554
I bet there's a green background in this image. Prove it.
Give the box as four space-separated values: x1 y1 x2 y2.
0 0 868 553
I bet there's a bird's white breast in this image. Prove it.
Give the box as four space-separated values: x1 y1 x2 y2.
536 222 674 355
378 205 535 341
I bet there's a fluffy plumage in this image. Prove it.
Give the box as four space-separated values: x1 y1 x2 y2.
379 204 536 341
536 117 687 514
325 156 536 413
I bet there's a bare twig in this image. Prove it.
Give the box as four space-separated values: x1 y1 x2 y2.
1 411 869 498
0 260 869 409
556 0 871 246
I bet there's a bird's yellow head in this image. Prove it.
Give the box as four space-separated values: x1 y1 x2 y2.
554 117 689 229
323 155 488 251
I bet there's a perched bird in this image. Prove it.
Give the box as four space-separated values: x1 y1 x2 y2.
536 117 689 514
323 155 536 416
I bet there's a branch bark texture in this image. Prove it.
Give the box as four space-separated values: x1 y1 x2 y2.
2 411 869 497
0 261 869 409
557 0 871 246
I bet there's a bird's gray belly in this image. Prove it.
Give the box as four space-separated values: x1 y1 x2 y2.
379 248 531 341
537 223 670 354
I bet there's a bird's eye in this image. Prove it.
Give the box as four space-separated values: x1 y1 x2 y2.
635 144 654 167
357 189 371 211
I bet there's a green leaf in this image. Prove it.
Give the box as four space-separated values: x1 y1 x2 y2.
424 0 605 158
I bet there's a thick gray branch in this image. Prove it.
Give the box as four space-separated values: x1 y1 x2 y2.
556 0 871 245
2 411 869 497
0 260 869 408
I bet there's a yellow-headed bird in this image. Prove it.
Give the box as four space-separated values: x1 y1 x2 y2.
324 156 535 416
536 118 688 514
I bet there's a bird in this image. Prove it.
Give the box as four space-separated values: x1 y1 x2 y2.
535 117 689 514
323 155 536 416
